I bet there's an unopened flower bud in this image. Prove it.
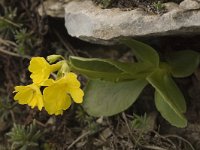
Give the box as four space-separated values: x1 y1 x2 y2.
47 55 63 64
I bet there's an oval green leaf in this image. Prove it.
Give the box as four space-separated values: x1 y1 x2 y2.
69 56 131 81
107 60 155 79
147 69 186 114
83 79 148 117
155 91 187 128
120 38 159 67
166 50 200 77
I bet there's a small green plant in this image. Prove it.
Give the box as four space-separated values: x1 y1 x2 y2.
0 6 20 38
76 106 101 134
153 1 165 13
7 121 42 150
131 113 148 130
14 28 31 55
0 97 16 121
69 38 200 128
75 106 93 125
94 0 113 8
13 39 199 128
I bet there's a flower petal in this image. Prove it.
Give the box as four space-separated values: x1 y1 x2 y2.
28 93 43 110
28 57 48 73
28 57 54 84
14 87 33 104
68 88 84 103
14 84 44 110
14 86 28 92
30 73 47 84
62 73 80 87
28 96 38 108
43 84 71 115
40 79 55 86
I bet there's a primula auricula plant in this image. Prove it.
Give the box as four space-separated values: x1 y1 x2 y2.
14 56 84 115
14 38 200 128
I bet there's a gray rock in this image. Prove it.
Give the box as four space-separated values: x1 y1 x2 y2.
38 0 71 18
64 0 200 44
38 0 200 44
163 2 179 11
179 0 200 10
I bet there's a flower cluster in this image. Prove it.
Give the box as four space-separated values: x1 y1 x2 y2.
13 56 84 115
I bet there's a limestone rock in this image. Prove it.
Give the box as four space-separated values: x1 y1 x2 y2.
179 0 200 10
64 0 200 44
163 2 179 11
38 0 200 44
38 0 71 18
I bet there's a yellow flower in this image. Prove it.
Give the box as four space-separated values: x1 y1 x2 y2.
14 84 43 110
14 56 83 115
43 72 84 115
28 57 61 84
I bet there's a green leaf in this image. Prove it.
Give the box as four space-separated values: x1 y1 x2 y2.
166 50 200 77
91 57 155 79
83 79 148 116
120 38 159 67
108 60 155 79
147 69 186 114
70 56 155 81
155 91 187 128
69 56 131 81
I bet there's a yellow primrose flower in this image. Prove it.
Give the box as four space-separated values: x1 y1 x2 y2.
14 84 43 110
28 57 61 84
43 72 84 115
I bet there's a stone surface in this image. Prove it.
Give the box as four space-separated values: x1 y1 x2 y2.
38 0 71 18
39 0 200 44
179 0 200 10
64 0 200 44
163 2 179 11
